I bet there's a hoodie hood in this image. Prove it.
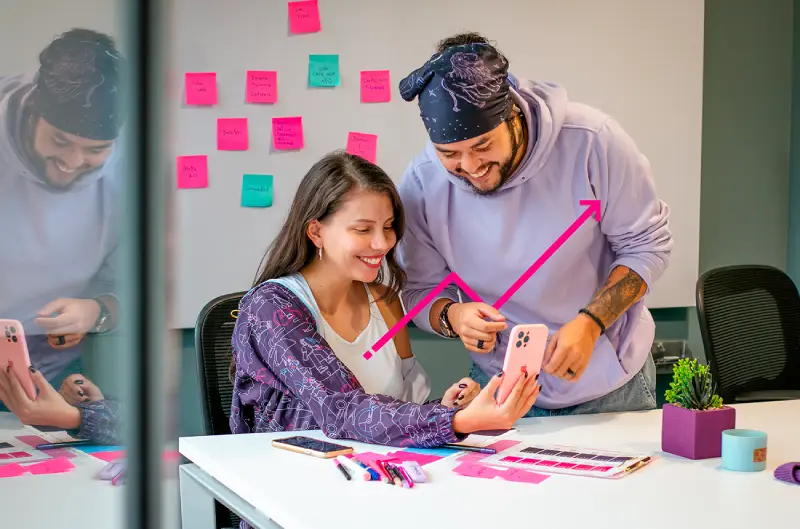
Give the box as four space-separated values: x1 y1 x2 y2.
425 74 569 193
0 73 114 192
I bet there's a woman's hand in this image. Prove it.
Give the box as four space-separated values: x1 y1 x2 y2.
441 377 481 408
59 374 105 406
0 365 81 430
451 368 540 434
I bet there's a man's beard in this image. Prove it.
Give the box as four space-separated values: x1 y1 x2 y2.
453 118 525 197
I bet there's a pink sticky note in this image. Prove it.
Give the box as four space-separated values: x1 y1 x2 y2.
246 70 277 103
360 70 391 103
176 155 209 189
346 132 377 163
217 118 249 150
272 117 304 150
25 457 76 475
92 450 126 463
184 73 217 105
502 467 550 484
0 463 27 478
452 461 501 479
385 451 442 467
288 1 321 34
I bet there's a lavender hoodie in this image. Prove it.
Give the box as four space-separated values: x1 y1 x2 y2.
397 75 673 409
0 73 122 382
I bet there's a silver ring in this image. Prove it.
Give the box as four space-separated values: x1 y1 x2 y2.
566 368 576 377
477 340 485 350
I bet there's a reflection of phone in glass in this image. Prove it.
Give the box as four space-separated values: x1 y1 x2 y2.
496 324 549 405
0 320 37 400
271 436 354 459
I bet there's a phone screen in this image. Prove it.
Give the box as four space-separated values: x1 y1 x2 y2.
275 436 349 453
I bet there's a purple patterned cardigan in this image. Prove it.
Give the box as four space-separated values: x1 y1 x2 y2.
229 281 464 447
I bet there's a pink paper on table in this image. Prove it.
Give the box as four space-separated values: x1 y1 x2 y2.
346 132 377 163
184 72 217 105
16 435 77 459
0 463 27 478
453 461 548 484
92 450 126 463
217 118 249 150
272 117 304 150
176 155 209 189
25 457 76 475
385 450 442 466
246 70 277 103
288 1 321 34
360 70 391 103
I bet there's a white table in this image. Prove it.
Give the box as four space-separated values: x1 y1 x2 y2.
179 401 800 529
0 412 179 529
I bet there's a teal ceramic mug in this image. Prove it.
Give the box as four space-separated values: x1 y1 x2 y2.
721 429 768 472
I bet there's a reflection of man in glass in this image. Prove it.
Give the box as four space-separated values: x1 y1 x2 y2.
0 28 126 389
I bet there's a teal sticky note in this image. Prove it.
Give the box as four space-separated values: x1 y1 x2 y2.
241 174 273 207
308 54 340 87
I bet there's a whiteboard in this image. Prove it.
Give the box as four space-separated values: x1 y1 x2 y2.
170 0 704 328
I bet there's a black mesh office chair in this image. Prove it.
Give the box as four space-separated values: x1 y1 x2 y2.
696 265 800 404
194 291 247 529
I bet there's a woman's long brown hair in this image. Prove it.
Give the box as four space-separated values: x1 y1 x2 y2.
229 151 407 382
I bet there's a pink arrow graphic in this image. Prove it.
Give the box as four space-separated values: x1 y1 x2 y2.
363 199 602 359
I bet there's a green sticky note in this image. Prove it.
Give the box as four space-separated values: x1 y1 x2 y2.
308 54 340 87
241 174 273 207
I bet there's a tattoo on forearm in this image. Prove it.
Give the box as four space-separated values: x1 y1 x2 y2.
585 267 646 328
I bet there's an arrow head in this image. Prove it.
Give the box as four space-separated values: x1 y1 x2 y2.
579 199 602 222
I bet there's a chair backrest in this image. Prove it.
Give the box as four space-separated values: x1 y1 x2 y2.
696 265 800 402
194 291 247 437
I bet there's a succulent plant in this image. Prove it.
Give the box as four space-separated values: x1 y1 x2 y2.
664 358 723 410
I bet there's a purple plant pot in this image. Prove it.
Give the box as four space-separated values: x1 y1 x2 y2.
661 403 736 459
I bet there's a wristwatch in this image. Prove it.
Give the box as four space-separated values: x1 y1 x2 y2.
437 301 459 338
93 297 112 333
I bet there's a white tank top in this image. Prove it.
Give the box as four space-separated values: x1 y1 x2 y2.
267 274 431 403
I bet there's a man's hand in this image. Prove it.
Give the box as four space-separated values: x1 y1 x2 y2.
34 298 100 336
0 365 81 430
447 302 507 353
543 313 602 381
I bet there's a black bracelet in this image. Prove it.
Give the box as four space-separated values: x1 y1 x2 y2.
578 308 606 335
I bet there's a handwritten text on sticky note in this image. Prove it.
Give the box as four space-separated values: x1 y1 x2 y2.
184 72 217 105
288 1 321 34
246 70 277 103
241 174 273 208
360 70 391 103
346 132 378 164
217 118 249 150
176 155 209 189
309 55 340 87
272 117 304 150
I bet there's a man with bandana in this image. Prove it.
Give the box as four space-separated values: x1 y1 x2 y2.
396 33 673 416
0 28 125 392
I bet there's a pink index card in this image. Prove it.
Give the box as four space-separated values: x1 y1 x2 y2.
288 1 321 34
25 457 76 475
272 117 304 150
385 450 442 467
503 467 550 484
0 463 27 478
360 70 391 103
346 132 377 163
217 118 249 150
246 70 277 103
176 155 209 189
184 72 217 105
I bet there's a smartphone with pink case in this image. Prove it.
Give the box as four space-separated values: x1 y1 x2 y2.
496 324 549 405
0 320 37 400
